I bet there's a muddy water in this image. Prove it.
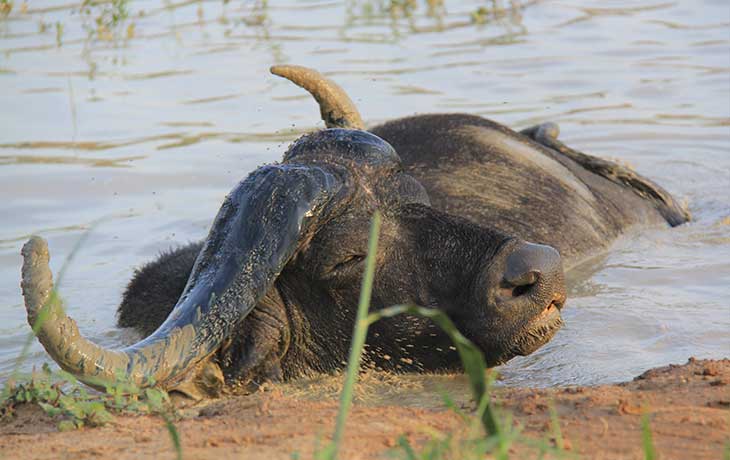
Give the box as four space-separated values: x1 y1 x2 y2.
0 1 728 388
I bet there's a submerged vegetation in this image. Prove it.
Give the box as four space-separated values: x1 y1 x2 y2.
0 0 12 18
1 0 526 50
79 0 132 42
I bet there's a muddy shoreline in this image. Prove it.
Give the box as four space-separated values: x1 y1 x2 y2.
1 357 728 460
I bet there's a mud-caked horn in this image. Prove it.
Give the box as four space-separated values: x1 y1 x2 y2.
271 64 365 130
21 164 343 393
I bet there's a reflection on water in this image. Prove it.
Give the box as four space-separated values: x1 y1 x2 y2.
1 0 728 387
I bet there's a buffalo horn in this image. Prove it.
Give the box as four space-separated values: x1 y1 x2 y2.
270 65 365 130
20 164 343 393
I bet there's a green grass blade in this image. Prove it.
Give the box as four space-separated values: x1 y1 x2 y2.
329 211 382 459
163 414 183 460
397 436 418 460
641 412 656 460
548 401 564 451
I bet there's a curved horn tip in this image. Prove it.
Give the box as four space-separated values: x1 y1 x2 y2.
270 64 317 78
270 65 310 83
269 64 365 130
270 64 297 77
22 235 49 258
21 236 54 315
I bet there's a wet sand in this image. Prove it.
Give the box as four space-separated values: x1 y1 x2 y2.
1 357 727 460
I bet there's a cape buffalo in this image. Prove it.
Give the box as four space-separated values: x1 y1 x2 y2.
20 66 689 399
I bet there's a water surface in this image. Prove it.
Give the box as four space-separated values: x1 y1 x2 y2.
1 0 728 386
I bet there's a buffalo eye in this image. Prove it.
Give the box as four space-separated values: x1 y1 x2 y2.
330 254 366 273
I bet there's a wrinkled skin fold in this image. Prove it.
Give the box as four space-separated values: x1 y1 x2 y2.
20 66 689 398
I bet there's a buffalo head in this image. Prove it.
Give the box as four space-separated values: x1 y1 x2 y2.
20 69 566 397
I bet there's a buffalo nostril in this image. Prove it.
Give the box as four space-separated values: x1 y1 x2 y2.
501 270 539 298
504 269 539 288
501 242 562 299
